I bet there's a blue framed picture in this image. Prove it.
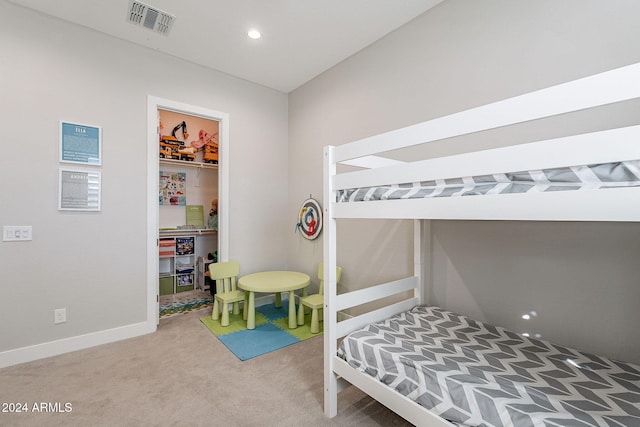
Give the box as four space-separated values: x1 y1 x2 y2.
59 121 102 165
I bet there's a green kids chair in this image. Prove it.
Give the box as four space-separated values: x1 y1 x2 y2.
297 263 342 333
209 261 245 326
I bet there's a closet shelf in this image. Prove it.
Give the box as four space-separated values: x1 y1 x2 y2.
159 158 218 169
159 229 217 238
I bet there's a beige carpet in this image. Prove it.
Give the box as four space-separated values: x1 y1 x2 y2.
0 307 413 426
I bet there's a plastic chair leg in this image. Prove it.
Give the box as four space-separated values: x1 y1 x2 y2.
297 302 306 326
243 291 249 320
247 291 256 330
212 300 220 320
310 308 319 334
221 304 230 326
301 289 310 314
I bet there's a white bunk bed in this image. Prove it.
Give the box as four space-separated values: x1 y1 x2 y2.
322 62 640 427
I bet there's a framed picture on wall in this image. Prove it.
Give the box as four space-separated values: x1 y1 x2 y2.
58 168 101 211
59 121 102 165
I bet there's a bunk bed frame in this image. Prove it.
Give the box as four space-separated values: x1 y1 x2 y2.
322 62 640 426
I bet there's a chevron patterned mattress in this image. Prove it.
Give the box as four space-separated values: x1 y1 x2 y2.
336 160 640 202
337 306 640 426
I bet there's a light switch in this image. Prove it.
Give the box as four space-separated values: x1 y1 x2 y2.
20 227 32 240
3 226 32 241
4 227 15 239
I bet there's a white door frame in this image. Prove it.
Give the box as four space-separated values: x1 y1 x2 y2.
146 96 230 327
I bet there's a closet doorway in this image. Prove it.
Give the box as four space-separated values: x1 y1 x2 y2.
146 96 229 326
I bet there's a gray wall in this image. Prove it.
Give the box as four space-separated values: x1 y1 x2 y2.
0 1 288 356
288 0 640 363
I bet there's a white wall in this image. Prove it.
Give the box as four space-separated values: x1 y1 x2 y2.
288 0 640 363
0 1 288 364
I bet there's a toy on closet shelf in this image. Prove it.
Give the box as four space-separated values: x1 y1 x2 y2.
190 129 209 149
160 121 195 161
208 199 218 231
187 129 219 164
177 146 196 162
199 130 219 164
159 120 176 159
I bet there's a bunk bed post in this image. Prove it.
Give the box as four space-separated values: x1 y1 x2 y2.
414 219 428 305
323 145 338 418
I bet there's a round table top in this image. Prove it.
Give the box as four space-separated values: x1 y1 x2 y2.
238 271 310 292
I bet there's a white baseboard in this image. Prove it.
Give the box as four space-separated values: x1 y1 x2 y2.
1 294 292 369
0 320 156 369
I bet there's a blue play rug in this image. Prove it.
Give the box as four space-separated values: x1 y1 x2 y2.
200 300 321 361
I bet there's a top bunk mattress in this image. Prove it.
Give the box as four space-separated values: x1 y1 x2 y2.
337 305 640 426
337 160 640 203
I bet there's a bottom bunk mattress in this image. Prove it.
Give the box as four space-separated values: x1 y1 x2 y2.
337 306 640 426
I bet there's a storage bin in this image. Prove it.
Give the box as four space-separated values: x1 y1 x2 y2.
159 277 173 296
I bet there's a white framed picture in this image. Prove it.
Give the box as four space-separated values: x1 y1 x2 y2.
58 168 101 211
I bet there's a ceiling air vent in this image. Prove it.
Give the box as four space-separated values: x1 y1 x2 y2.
127 0 175 36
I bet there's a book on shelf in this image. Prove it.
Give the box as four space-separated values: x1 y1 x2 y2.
185 205 204 228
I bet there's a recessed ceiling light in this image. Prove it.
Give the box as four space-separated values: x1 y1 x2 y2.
247 29 261 40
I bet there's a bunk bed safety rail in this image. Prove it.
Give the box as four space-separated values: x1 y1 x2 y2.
334 276 420 339
332 62 640 164
332 125 640 193
328 125 640 222
331 188 640 221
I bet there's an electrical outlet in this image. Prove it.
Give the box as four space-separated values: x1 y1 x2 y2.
54 308 67 324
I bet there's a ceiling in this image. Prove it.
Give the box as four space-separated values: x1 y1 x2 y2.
8 0 444 93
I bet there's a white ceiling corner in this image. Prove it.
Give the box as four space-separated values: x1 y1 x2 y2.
8 0 444 93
